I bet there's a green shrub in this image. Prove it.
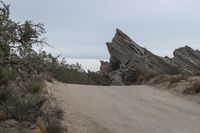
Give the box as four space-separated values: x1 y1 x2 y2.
0 86 46 122
51 62 95 85
0 1 65 132
23 76 44 94
15 94 46 121
0 1 109 132
0 86 17 105
88 71 111 85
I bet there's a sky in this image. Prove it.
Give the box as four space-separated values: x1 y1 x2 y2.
3 0 200 70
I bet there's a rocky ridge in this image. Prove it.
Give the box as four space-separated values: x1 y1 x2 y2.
100 29 200 85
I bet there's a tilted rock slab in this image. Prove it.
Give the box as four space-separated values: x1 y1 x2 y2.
101 29 200 85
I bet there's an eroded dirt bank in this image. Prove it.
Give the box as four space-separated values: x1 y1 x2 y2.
47 82 200 133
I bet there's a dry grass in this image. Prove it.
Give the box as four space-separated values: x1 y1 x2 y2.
150 75 186 84
183 80 200 94
41 98 64 133
0 79 65 133
139 73 156 83
36 117 47 133
0 109 8 121
168 75 187 84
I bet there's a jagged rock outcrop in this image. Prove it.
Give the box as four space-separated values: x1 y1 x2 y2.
100 29 200 85
173 46 200 74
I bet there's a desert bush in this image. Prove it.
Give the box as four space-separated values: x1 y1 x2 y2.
0 2 65 132
41 99 64 133
88 71 111 85
150 75 186 84
0 86 17 105
192 72 200 76
53 68 95 85
168 75 186 84
36 117 47 133
138 73 156 83
0 1 108 132
19 75 44 94
15 94 46 121
150 75 166 84
46 117 63 133
0 107 7 121
183 80 200 94
50 60 95 85
0 86 46 122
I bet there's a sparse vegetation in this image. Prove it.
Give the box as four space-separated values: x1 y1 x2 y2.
49 59 95 85
0 1 64 132
149 75 186 84
138 73 156 83
88 71 111 85
183 80 200 94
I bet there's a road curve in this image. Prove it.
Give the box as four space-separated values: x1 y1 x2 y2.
47 81 200 133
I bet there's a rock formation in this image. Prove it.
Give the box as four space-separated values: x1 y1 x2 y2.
100 29 200 85
173 46 200 74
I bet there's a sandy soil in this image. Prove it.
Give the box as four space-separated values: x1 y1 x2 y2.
47 82 200 133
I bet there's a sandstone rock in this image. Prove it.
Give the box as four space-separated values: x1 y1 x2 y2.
173 46 200 74
106 29 144 65
101 29 200 85
100 60 111 75
108 71 123 85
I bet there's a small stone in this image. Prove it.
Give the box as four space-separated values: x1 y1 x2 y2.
5 119 18 127
30 124 36 129
20 121 32 128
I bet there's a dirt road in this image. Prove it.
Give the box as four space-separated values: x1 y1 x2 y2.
47 82 200 133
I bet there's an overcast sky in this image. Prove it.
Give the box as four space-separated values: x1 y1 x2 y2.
4 0 200 59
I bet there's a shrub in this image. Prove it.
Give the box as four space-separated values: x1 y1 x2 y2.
183 80 200 94
41 99 64 133
21 76 44 94
150 75 186 84
46 117 63 133
0 86 17 104
0 88 46 122
36 117 47 133
0 1 65 132
138 73 156 83
15 94 46 121
168 75 186 84
0 108 7 121
88 71 111 85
